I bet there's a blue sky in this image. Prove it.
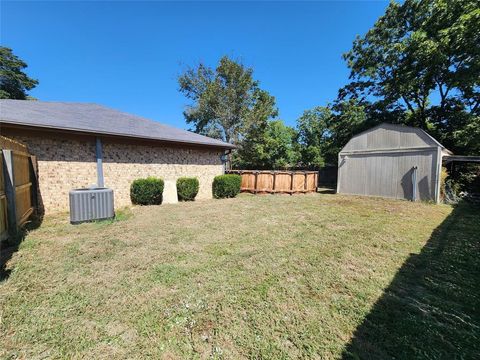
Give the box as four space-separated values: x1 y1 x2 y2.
1 1 389 129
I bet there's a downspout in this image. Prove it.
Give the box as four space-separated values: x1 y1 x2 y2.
336 153 342 194
96 137 104 187
411 166 417 201
222 149 232 174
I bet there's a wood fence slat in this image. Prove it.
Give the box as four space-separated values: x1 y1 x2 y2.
0 136 28 154
227 170 319 194
0 145 36 242
0 194 8 241
0 157 6 241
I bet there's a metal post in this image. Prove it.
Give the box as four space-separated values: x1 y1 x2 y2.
411 166 417 201
220 150 230 174
336 154 342 194
95 137 104 188
2 150 18 233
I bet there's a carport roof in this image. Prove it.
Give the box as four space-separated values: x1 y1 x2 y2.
0 99 235 149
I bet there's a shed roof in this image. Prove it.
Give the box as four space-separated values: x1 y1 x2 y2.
0 99 235 149
340 123 452 154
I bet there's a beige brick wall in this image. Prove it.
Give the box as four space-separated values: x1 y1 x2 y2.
102 141 223 207
7 132 224 214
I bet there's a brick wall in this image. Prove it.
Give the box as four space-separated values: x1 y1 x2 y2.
102 141 223 207
6 131 224 213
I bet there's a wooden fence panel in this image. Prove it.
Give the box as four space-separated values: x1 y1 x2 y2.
293 173 306 192
241 173 256 191
228 170 319 194
11 152 34 227
13 152 30 186
0 136 28 153
306 173 317 191
15 184 33 226
275 173 292 193
256 173 274 192
0 158 7 241
0 147 36 242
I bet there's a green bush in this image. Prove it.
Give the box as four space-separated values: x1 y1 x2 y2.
130 177 164 205
212 174 241 199
177 177 200 201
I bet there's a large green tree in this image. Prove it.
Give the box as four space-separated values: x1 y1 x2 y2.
296 100 369 165
178 56 277 144
340 0 479 154
296 107 330 168
235 120 300 170
0 47 38 99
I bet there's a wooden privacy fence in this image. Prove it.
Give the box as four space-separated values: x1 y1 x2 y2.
0 156 7 241
227 170 318 194
1 136 37 241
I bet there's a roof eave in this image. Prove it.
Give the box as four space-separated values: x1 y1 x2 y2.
0 120 237 150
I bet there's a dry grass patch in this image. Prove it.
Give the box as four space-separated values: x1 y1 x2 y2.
0 194 478 359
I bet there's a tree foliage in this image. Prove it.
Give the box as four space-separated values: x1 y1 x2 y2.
180 2 479 170
296 107 330 168
178 56 278 144
296 100 370 165
235 120 300 170
340 0 479 154
0 47 38 99
298 0 479 168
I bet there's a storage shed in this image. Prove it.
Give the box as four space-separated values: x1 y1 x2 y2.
337 123 452 203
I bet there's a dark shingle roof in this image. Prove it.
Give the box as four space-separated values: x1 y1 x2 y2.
0 100 235 149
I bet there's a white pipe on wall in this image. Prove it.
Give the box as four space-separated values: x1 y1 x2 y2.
95 137 104 187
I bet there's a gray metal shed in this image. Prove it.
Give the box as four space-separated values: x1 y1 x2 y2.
337 123 452 203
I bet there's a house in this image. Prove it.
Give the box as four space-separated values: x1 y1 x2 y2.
0 100 235 213
337 123 452 203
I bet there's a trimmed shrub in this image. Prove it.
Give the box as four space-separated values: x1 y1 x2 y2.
177 177 200 201
212 174 241 199
130 177 164 205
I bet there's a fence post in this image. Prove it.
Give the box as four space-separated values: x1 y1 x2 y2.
290 172 294 194
2 150 17 234
272 172 277 193
304 172 308 192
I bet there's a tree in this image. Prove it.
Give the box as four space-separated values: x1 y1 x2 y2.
178 56 277 144
296 107 330 168
340 0 479 154
0 47 38 99
296 100 369 166
235 120 300 170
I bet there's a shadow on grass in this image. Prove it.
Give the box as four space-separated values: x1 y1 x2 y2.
0 213 43 282
342 201 480 359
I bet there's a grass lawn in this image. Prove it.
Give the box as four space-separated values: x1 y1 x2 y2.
0 194 479 359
